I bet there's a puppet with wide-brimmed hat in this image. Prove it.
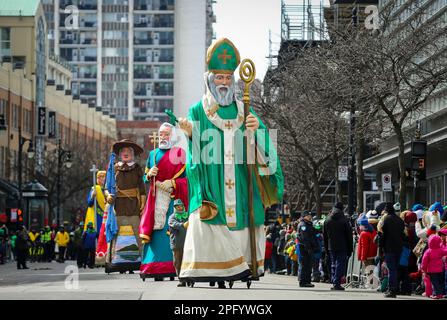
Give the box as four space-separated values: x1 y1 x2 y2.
112 139 144 156
104 138 146 274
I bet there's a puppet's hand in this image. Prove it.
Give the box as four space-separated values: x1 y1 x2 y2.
159 180 174 192
106 195 114 205
245 113 259 132
178 118 192 137
148 166 158 177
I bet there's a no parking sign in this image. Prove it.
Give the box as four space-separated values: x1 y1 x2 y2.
382 173 392 192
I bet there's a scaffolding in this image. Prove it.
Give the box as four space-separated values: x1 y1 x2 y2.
281 0 328 42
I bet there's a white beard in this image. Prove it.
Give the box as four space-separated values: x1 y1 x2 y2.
209 81 235 106
159 139 172 150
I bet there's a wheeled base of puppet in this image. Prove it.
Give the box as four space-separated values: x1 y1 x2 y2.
186 275 261 289
140 273 177 282
105 263 140 275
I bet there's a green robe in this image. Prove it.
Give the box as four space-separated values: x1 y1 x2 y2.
186 100 283 231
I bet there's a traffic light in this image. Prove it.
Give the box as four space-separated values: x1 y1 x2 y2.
411 140 427 180
17 209 23 222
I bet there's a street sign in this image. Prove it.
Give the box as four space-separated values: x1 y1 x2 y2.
338 166 348 181
10 208 18 222
382 173 392 192
48 111 56 138
37 107 46 136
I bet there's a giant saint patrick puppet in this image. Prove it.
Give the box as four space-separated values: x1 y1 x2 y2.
178 38 283 288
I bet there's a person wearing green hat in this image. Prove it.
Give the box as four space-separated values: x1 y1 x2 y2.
177 38 284 287
168 199 189 287
82 222 97 268
74 222 85 268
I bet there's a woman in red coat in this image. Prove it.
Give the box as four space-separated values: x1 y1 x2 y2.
357 219 378 267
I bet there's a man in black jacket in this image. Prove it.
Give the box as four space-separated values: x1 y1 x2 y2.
379 202 405 298
297 211 318 287
323 202 353 290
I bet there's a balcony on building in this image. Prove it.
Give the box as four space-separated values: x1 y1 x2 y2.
134 66 153 79
60 0 97 10
134 0 175 11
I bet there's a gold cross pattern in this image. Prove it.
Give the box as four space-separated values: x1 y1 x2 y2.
225 179 235 189
226 207 235 217
224 121 233 130
218 49 232 64
206 108 216 117
150 131 159 144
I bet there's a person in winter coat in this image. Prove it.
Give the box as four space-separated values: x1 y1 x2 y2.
265 234 273 274
421 235 447 299
277 229 287 272
438 228 447 296
323 202 353 291
357 219 378 268
312 221 324 282
74 222 84 268
168 199 189 287
82 222 97 268
297 211 319 287
16 226 30 269
55 226 70 263
397 233 412 295
269 225 279 274
380 202 405 298
284 233 294 275
401 210 418 273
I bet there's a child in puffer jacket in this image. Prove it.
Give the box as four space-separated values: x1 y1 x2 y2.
438 228 447 297
421 235 447 299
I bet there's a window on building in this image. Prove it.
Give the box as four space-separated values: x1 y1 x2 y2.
134 65 152 79
79 65 97 79
0 99 6 118
0 28 11 58
159 65 173 79
24 109 32 134
159 48 174 62
12 104 19 129
154 14 174 28
80 82 96 96
104 13 128 23
159 31 174 45
0 146 4 178
153 82 173 96
103 48 128 57
103 31 128 40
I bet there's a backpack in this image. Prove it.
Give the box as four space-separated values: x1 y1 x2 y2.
412 238 427 259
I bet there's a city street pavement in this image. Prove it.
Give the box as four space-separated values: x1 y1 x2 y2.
0 260 427 300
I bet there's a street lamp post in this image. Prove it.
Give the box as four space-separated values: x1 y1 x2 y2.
17 125 35 212
56 138 72 226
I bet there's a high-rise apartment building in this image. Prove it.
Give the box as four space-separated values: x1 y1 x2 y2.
42 0 215 121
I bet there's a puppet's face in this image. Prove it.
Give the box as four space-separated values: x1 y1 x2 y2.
174 205 184 212
119 147 134 163
159 126 173 149
210 73 235 106
213 74 233 91
97 175 105 187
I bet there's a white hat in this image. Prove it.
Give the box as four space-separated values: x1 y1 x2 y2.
415 209 424 220
366 210 378 219
393 202 401 211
